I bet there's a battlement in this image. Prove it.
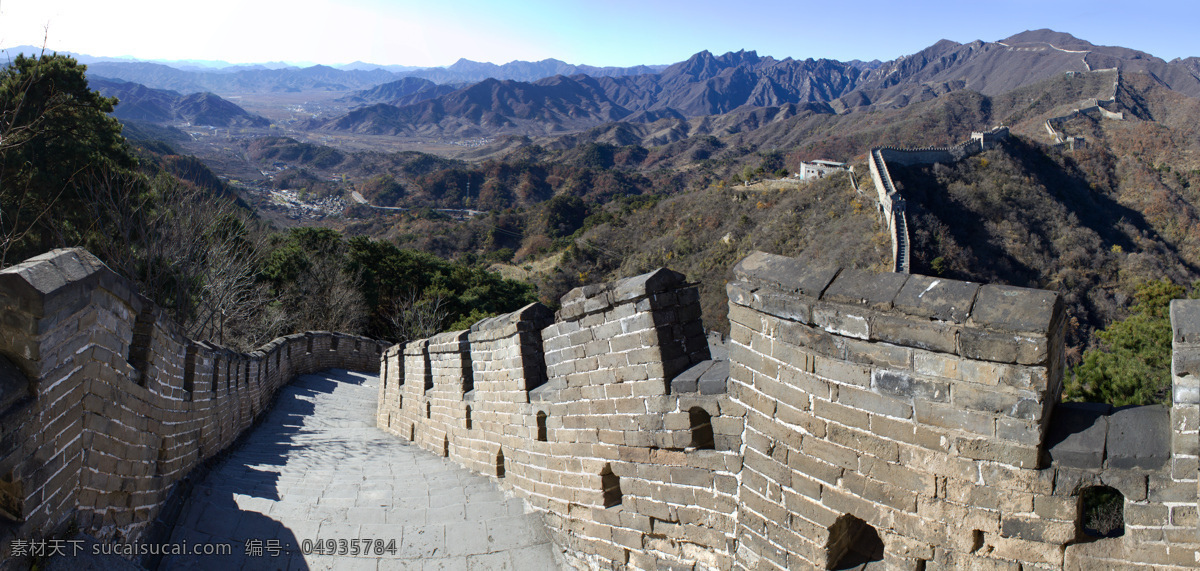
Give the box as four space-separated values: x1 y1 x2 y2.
1 246 1196 569
0 249 386 553
379 251 1198 570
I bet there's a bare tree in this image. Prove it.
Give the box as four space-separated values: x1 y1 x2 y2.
83 171 278 350
283 250 368 335
382 289 449 343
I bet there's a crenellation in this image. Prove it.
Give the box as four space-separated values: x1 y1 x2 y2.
0 249 387 559
3 244 1196 568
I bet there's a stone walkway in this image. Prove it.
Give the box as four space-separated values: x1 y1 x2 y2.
162 369 560 570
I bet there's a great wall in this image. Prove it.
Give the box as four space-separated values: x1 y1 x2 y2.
867 70 1127 276
867 127 1009 275
374 251 1200 570
0 246 1198 570
0 249 386 556
2 66 1197 568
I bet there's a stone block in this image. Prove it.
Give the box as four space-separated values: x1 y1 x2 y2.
914 400 993 436
1171 299 1200 344
1045 402 1109 469
753 289 813 324
843 338 911 369
612 268 685 302
698 361 729 395
821 268 909 311
970 284 1061 335
1106 404 1170 470
892 275 979 323
958 328 1049 366
669 360 709 393
731 251 840 299
812 305 869 340
871 369 949 403
1000 514 1075 544
955 437 1039 468
953 384 1042 421
776 319 839 356
871 315 958 353
813 358 870 388
837 384 912 420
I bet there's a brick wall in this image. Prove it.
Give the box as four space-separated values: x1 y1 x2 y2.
0 249 386 557
3 246 1191 569
378 268 744 569
379 252 1199 570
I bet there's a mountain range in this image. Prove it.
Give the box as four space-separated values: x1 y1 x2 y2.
55 50 665 94
301 30 1200 138
89 78 270 128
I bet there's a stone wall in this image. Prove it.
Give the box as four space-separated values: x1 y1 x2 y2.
378 268 743 569
1044 70 1124 145
379 252 1200 570
0 249 386 558
868 127 1009 274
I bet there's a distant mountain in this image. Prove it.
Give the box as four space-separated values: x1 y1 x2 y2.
400 57 668 84
90 77 270 128
86 62 399 94
307 30 1200 138
337 77 464 107
0 46 299 71
335 61 423 73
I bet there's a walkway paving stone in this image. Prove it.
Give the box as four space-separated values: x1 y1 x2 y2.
162 369 560 570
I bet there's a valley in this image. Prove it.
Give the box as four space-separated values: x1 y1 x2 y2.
61 29 1200 374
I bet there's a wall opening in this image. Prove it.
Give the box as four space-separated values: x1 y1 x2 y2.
828 514 884 569
443 436 450 458
1080 486 1125 538
409 424 415 441
496 450 506 478
465 406 473 430
331 336 339 351
688 407 715 450
970 530 985 553
211 357 220 394
422 348 433 392
600 464 622 508
462 355 475 394
536 411 548 442
0 471 22 522
182 347 196 401
426 402 431 419
126 306 156 387
306 336 313 354
526 329 550 392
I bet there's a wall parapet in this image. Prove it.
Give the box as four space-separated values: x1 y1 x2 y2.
0 248 386 559
376 252 1199 570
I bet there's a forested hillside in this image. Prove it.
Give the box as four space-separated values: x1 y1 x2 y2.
0 54 534 352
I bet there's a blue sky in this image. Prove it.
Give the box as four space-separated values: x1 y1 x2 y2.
3 0 1197 67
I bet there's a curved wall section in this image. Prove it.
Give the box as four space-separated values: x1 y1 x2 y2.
379 252 1199 570
0 248 385 552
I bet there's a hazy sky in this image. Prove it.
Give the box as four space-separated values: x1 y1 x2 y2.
2 0 1197 67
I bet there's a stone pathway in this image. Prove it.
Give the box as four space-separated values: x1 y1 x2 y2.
162 369 560 570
